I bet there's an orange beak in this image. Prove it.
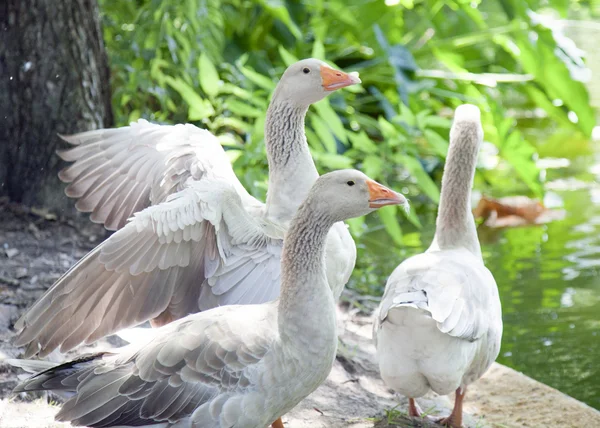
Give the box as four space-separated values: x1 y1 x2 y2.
367 180 408 208
320 65 361 91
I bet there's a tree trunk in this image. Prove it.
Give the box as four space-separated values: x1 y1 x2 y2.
0 0 113 214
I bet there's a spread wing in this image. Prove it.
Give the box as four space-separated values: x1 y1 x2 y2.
14 178 284 358
14 304 278 428
57 119 258 230
377 249 497 341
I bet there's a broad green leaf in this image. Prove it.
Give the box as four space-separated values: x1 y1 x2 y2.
378 117 398 140
346 216 365 237
239 66 276 91
214 116 252 133
314 100 348 144
424 115 452 129
424 129 449 158
362 155 384 179
312 38 325 60
499 131 543 198
498 18 595 136
310 115 337 153
312 152 354 169
198 53 220 99
403 202 422 229
225 98 264 118
398 100 417 127
378 206 403 246
415 109 431 130
164 76 214 120
278 45 299 67
219 83 254 100
348 131 378 154
396 154 440 203
257 0 301 39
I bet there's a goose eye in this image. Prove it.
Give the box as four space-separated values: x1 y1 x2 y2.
302 67 311 74
347 180 355 186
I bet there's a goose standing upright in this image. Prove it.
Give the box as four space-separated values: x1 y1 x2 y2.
14 59 360 358
373 105 502 428
11 170 408 428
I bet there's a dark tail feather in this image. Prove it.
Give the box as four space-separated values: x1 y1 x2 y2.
8 353 108 393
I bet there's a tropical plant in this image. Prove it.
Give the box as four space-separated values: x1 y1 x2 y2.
99 0 594 247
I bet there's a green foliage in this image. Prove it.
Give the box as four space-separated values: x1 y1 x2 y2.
99 0 594 243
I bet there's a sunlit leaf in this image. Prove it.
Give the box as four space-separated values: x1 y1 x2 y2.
311 152 354 169
256 0 302 38
198 53 220 99
164 76 214 120
314 100 348 144
362 155 384 179
312 38 325 60
310 115 337 153
239 66 276 91
396 154 440 203
424 129 449 158
378 206 403 245
499 130 544 198
278 45 299 67
348 131 378 154
225 98 264 118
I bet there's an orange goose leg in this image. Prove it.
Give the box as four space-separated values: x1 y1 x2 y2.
437 387 466 427
271 417 284 428
408 398 422 418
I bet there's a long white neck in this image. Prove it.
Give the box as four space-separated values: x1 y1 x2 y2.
264 91 319 222
431 119 482 258
278 200 336 349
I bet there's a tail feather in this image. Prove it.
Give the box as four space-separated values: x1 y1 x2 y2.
391 290 429 311
9 353 108 393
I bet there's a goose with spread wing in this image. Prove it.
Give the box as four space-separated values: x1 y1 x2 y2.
374 105 502 428
14 59 361 358
11 170 408 428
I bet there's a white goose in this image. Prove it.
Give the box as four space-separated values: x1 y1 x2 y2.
14 59 360 358
373 105 502 427
11 170 408 428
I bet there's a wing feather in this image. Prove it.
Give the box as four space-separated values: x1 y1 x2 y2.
15 178 283 358
57 119 254 231
379 249 496 342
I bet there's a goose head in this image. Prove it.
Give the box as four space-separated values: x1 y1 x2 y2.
274 59 361 107
308 170 408 222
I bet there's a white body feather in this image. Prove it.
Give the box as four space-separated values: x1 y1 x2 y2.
375 248 502 397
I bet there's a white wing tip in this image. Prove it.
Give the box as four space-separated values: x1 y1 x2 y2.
454 104 481 123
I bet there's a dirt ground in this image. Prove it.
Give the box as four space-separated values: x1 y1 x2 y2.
0 202 599 428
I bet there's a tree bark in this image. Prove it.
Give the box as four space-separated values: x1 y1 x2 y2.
0 0 112 213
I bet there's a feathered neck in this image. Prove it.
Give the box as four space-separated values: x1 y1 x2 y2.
431 122 482 258
264 91 319 223
277 197 336 340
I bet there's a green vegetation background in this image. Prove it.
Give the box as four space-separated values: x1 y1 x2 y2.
98 0 595 293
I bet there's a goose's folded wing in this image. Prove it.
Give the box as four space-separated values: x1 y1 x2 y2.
14 179 284 358
378 250 497 341
57 119 254 230
16 305 277 427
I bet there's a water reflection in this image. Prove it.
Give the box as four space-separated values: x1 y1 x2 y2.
349 143 600 409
